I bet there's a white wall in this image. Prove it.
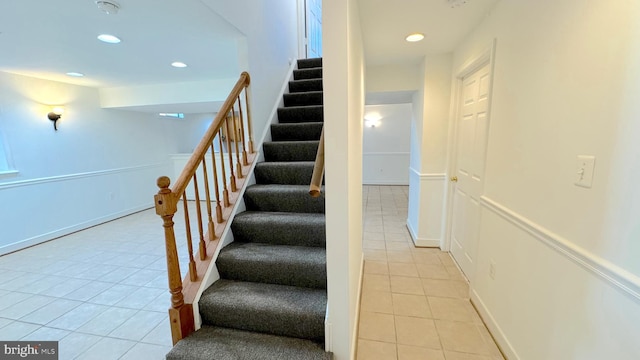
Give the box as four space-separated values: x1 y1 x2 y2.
201 0 300 142
0 72 194 254
407 55 452 247
362 104 411 185
324 0 365 358
451 0 640 358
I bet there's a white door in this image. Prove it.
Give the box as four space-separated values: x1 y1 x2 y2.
450 63 492 281
306 0 322 58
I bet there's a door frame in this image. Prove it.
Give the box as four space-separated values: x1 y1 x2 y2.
297 0 306 59
443 39 497 253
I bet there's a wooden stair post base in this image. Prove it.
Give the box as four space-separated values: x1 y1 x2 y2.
169 304 195 345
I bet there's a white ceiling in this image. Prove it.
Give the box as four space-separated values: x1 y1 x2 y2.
0 0 243 88
0 0 499 111
358 0 500 66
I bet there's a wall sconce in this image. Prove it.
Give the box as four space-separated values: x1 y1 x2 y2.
47 107 64 131
364 113 382 128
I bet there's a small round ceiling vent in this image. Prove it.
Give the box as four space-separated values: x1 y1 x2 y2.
96 1 120 15
447 0 469 8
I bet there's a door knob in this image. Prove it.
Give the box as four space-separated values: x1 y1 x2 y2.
450 176 458 182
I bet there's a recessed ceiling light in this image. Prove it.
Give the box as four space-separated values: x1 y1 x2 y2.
66 72 85 77
405 33 425 42
171 62 188 68
97 34 121 44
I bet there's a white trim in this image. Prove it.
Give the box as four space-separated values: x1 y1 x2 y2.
297 0 307 59
409 167 447 181
0 170 19 180
471 289 519 360
350 254 364 359
0 163 165 190
258 60 298 145
481 196 640 302
406 220 440 248
0 204 152 256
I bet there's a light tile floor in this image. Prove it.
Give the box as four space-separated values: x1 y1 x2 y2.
357 185 504 360
0 185 503 360
0 209 176 360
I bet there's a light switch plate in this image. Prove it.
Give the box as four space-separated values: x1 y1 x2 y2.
575 155 596 188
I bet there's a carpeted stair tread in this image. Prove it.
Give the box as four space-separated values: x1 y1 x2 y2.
255 161 316 185
298 58 323 69
217 242 326 289
289 79 323 93
271 122 323 141
166 326 331 360
277 105 323 123
231 211 326 247
244 184 325 213
200 280 327 341
294 68 322 80
264 141 319 162
283 91 323 107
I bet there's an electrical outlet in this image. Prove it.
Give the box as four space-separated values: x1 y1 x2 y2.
489 260 496 280
575 155 596 188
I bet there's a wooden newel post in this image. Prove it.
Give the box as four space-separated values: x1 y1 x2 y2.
155 176 194 345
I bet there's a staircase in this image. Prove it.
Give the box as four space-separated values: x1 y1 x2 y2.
167 58 329 360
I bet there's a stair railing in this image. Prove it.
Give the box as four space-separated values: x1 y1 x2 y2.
309 127 324 197
154 72 257 345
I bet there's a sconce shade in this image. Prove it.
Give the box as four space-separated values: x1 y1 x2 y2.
47 107 64 131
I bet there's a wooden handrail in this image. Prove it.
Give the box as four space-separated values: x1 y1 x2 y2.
154 72 257 345
172 72 251 196
309 127 324 197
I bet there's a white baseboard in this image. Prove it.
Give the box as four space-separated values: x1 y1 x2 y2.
470 288 520 360
406 220 441 248
0 204 153 256
350 254 365 360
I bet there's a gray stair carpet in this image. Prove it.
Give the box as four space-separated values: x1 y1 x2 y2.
255 161 315 185
277 105 323 123
263 141 319 162
231 212 325 247
166 326 330 360
167 57 329 360
271 122 323 141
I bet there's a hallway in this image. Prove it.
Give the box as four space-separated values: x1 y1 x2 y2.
357 186 503 360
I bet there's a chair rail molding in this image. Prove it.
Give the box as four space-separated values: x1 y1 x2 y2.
481 196 640 302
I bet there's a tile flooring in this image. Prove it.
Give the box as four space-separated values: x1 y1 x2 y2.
0 209 175 360
357 186 504 360
0 185 503 360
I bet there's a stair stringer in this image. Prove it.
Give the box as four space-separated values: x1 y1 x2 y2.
188 60 299 330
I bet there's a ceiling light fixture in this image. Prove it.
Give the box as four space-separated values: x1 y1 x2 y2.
66 72 85 77
96 1 120 15
364 113 382 128
97 34 121 44
171 62 188 68
405 33 425 42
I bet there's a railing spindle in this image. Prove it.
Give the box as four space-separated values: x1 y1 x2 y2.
224 114 238 192
210 144 223 223
200 157 216 240
154 72 253 344
182 191 197 282
243 81 255 154
218 131 230 207
232 108 243 179
238 96 249 166
192 173 207 261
